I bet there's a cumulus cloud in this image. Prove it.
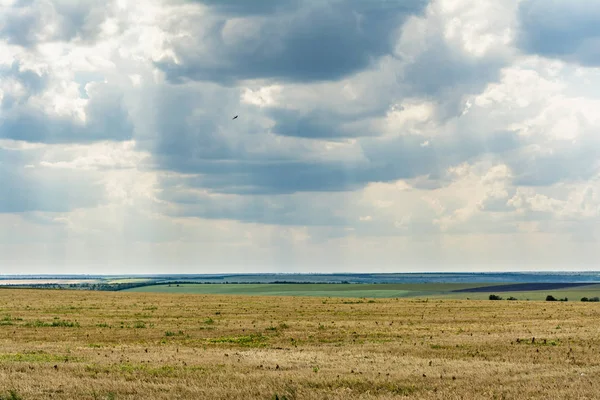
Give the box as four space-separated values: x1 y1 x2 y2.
0 55 134 144
154 0 428 84
0 0 116 46
0 81 134 143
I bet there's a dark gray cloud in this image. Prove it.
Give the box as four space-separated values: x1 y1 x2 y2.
517 0 600 66
175 160 367 195
0 82 134 144
0 148 104 213
150 104 525 196
0 0 112 46
137 50 531 198
190 0 302 15
267 108 372 139
145 31 526 199
156 0 428 84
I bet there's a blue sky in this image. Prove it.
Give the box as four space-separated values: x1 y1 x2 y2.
1 0 599 274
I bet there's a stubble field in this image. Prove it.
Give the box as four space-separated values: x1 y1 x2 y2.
0 289 599 399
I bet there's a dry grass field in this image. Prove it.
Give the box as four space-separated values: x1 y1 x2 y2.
0 289 599 399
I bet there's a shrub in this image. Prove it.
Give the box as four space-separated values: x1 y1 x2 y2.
581 297 589 302
590 297 600 302
546 295 557 301
489 294 502 300
507 297 518 301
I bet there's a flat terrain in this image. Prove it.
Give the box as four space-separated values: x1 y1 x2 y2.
125 283 497 298
125 282 600 301
1 289 600 399
0 279 101 286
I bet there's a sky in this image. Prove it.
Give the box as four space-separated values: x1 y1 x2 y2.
1 0 599 274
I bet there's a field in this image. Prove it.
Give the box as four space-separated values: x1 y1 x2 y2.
124 282 600 301
1 289 600 399
0 280 101 286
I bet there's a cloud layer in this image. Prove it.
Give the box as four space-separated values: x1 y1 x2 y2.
517 0 600 66
1 0 599 273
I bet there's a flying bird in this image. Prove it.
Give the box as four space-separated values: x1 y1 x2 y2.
232 115 238 120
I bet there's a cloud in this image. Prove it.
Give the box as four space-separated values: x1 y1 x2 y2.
134 80 372 195
189 0 302 15
143 46 524 199
154 0 429 84
517 0 600 66
267 107 369 139
510 137 600 187
160 188 349 227
394 0 518 118
399 29 502 99
1 75 134 143
0 61 49 104
0 0 115 46
0 147 104 213
2 0 600 272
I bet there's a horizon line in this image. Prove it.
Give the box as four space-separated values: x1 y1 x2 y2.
1 271 600 278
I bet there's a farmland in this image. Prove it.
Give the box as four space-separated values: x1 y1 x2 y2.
0 289 600 399
3 273 600 296
124 282 600 301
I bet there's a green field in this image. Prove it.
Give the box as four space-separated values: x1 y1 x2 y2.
106 278 154 284
124 283 493 298
124 282 600 301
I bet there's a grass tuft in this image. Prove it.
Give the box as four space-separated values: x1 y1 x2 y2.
24 319 80 328
0 390 21 400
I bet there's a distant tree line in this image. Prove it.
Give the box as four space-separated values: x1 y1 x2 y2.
0 280 351 292
489 294 600 302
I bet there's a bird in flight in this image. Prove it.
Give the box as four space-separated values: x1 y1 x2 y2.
232 115 238 120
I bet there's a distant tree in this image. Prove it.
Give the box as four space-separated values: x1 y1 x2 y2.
590 297 600 302
489 294 502 300
546 295 557 301
507 296 518 301
581 297 589 302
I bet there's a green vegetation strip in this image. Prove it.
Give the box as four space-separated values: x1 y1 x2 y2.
124 283 499 298
0 352 82 363
123 282 600 301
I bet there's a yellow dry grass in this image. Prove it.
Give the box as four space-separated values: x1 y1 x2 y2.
0 289 599 399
